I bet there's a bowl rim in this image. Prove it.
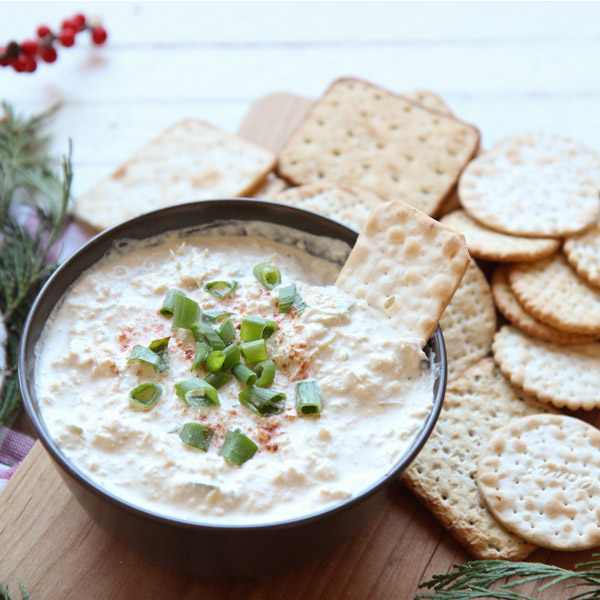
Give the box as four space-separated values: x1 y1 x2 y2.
19 198 447 532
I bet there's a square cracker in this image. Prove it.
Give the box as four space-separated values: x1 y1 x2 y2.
73 120 277 230
277 78 480 216
402 358 556 560
335 200 469 346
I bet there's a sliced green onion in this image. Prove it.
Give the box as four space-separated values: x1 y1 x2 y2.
172 295 200 329
175 378 219 407
203 372 233 389
239 386 286 416
232 362 257 386
148 336 170 354
219 429 257 465
240 339 268 363
191 322 226 351
180 422 214 451
253 262 281 290
217 318 236 345
205 350 226 373
296 380 322 415
278 283 306 314
191 341 211 371
202 309 233 324
128 345 168 372
205 280 238 298
221 343 240 371
129 382 162 410
160 288 185 316
253 360 275 387
240 316 278 342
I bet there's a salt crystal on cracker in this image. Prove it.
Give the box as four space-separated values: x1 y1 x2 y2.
73 120 276 230
459 133 600 237
492 325 600 410
278 78 480 216
478 414 600 551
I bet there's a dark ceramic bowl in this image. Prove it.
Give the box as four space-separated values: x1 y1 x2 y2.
19 199 446 577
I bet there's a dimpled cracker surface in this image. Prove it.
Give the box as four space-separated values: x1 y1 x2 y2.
272 182 382 231
509 253 600 335
249 172 288 199
404 89 454 116
492 325 600 410
492 267 596 345
335 200 470 346
439 260 497 380
278 78 480 216
403 358 553 560
441 209 560 262
73 120 276 230
477 414 600 551
564 223 600 287
459 133 600 237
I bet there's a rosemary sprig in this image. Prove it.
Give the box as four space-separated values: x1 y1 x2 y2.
0 101 71 426
0 577 29 600
416 557 600 600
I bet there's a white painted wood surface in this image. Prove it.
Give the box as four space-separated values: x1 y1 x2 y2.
2 1 600 198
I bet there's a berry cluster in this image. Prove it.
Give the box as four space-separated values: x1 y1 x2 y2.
0 13 108 73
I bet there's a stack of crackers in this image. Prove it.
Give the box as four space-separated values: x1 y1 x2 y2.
73 77 600 561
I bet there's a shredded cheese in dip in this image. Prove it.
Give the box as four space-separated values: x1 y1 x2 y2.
35 233 434 524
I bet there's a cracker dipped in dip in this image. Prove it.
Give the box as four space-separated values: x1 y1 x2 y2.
34 202 469 525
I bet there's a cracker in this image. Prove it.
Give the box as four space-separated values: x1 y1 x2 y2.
272 183 382 231
492 266 596 345
478 414 600 551
278 78 480 216
403 358 553 560
459 133 600 237
492 325 600 410
564 222 600 287
441 209 560 262
335 200 470 345
509 253 600 335
249 172 288 199
439 259 496 380
73 120 277 230
404 89 453 116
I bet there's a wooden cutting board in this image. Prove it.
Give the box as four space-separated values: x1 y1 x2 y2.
0 93 596 600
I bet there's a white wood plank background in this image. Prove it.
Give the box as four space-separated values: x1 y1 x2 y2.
2 1 600 197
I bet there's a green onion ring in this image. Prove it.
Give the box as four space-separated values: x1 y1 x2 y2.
253 360 275 387
216 318 236 345
220 343 240 372
172 295 200 329
191 322 226 351
203 372 233 389
219 429 258 465
175 378 219 407
253 262 281 290
191 341 211 371
129 382 162 410
240 316 278 342
205 280 238 298
232 362 257 386
180 422 214 451
128 345 168 373
295 380 322 415
205 350 226 373
160 288 185 316
239 339 268 364
239 386 285 416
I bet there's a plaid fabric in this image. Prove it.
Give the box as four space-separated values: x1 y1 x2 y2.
0 427 35 492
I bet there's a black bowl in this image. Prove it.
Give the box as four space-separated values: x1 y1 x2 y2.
19 199 446 577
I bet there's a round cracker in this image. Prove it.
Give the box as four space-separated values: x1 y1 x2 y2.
439 260 496 380
492 325 600 410
272 182 382 232
491 266 596 344
441 210 560 262
477 414 600 551
509 253 600 335
459 133 600 237
564 222 600 287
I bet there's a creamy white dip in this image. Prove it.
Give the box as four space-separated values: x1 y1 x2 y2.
35 230 434 524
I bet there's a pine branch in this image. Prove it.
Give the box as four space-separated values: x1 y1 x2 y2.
0 577 30 600
0 102 71 426
416 557 600 600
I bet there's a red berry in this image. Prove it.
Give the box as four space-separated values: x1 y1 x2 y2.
59 29 76 47
13 55 27 72
73 13 86 29
0 47 9 67
40 46 57 63
24 57 37 73
37 25 51 38
91 26 108 45
62 18 79 31
21 39 39 57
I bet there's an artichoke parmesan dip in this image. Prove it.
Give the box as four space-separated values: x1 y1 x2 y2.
35 230 434 525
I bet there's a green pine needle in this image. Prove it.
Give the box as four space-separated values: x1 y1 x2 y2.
0 101 72 426
416 557 600 600
0 578 30 600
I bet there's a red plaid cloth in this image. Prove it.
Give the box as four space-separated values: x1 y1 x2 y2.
0 426 36 492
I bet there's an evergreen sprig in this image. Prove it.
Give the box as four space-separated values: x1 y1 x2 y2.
0 577 29 600
416 557 600 599
0 101 72 426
